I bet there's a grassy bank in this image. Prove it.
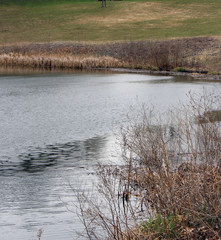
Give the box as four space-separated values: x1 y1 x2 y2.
0 0 221 43
1 0 221 74
1 37 221 75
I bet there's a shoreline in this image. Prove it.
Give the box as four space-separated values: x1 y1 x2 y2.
0 64 221 81
107 68 221 81
0 37 221 81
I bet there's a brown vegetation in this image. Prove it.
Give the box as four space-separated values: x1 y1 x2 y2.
0 37 221 74
0 53 122 70
77 92 221 239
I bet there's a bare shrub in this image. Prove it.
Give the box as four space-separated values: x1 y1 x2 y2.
147 41 185 70
77 92 221 239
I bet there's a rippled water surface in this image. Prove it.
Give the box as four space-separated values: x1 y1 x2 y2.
0 70 220 240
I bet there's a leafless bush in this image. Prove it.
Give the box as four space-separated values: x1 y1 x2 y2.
77 92 221 239
147 41 185 70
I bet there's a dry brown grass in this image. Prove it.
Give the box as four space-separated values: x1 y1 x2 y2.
0 53 123 69
0 37 220 72
74 2 192 28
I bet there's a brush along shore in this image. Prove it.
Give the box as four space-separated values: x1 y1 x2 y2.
77 92 221 239
0 37 221 79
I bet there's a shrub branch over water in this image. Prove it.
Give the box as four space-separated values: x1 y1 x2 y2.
77 92 221 239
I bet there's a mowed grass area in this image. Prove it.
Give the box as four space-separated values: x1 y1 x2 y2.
0 0 221 44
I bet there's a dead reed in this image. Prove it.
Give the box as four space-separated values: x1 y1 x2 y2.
77 91 221 239
0 37 220 72
0 53 123 70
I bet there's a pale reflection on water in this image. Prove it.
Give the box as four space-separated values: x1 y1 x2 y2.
0 134 118 240
0 69 220 240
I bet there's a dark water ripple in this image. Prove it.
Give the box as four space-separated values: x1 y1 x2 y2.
0 136 107 175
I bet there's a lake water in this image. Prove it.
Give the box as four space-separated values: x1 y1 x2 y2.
0 69 220 240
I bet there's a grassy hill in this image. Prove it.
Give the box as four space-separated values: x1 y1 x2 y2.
0 0 221 43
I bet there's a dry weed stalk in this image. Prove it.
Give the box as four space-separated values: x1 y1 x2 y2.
37 228 43 240
77 92 221 239
0 53 123 70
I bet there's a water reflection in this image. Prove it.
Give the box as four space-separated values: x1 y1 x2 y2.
0 136 107 175
0 134 115 240
0 66 109 76
0 71 220 240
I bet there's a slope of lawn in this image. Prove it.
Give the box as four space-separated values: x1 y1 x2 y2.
0 0 221 43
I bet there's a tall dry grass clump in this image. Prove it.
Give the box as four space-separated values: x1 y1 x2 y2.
77 92 221 240
0 53 123 70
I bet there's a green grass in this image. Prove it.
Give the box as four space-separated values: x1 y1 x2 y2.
0 0 221 43
140 213 182 239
